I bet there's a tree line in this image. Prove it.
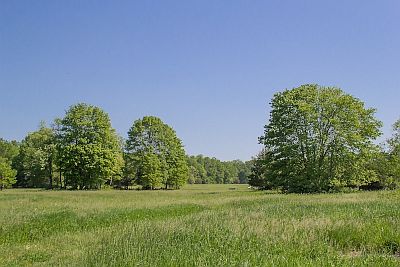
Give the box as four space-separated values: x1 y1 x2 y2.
2 84 399 193
187 155 252 184
0 103 249 190
249 84 400 193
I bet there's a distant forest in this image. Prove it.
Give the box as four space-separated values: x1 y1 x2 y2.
186 155 251 184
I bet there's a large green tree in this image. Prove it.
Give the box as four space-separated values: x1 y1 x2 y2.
259 84 382 193
16 123 56 188
54 103 123 189
126 116 188 189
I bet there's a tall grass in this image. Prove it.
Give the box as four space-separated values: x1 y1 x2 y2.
0 185 399 266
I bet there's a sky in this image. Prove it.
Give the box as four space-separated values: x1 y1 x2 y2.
1 0 399 161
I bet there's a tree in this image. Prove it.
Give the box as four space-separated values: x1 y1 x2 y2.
54 103 123 189
0 157 17 190
186 156 208 184
366 151 396 190
388 118 400 155
248 149 271 189
126 116 188 189
0 138 19 161
0 138 19 188
259 84 382 193
388 119 400 185
16 123 56 188
371 118 400 189
231 160 252 184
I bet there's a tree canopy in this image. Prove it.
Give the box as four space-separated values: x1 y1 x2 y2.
14 123 56 188
125 116 188 189
186 155 251 184
0 139 19 190
248 149 271 189
257 84 382 193
386 118 400 186
370 118 400 189
0 138 19 162
54 103 123 189
0 157 17 190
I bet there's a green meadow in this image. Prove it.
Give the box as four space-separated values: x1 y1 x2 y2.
1 185 400 266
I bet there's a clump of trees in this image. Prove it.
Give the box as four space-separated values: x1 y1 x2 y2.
186 155 251 184
2 84 400 193
14 122 55 188
250 84 399 193
1 102 250 191
0 104 191 190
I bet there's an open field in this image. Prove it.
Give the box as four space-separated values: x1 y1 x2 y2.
1 185 400 266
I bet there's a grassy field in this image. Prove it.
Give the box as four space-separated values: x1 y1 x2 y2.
0 185 400 266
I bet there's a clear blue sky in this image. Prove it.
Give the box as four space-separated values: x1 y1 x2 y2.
1 1 399 161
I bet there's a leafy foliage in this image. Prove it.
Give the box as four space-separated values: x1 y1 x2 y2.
140 153 163 189
54 103 123 189
14 123 56 188
369 118 400 189
387 119 400 186
186 155 251 184
248 149 271 189
0 138 19 162
125 116 188 189
0 139 19 190
0 157 17 190
258 84 382 193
